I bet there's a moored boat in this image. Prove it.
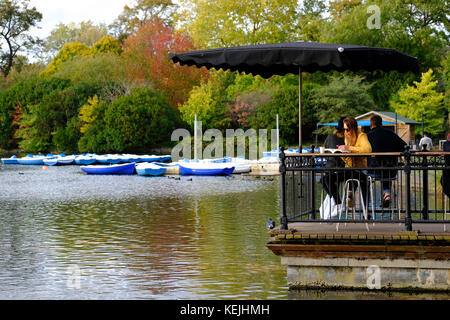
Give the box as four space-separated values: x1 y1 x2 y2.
17 154 47 165
136 163 167 176
75 155 97 165
56 155 75 165
1 155 18 164
43 157 58 166
42 155 76 166
231 164 251 174
178 163 235 176
80 162 135 175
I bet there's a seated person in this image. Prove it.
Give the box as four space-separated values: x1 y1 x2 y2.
419 132 433 151
367 115 406 207
322 117 371 210
441 133 450 198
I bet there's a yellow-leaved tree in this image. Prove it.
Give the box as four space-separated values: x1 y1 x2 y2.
41 36 121 77
391 69 445 137
79 95 101 134
41 41 91 76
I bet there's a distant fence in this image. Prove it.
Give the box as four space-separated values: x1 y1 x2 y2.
279 147 450 231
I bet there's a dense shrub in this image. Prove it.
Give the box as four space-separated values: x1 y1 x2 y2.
16 81 100 153
0 77 72 149
78 87 181 153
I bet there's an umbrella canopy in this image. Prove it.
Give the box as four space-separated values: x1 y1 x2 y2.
169 41 419 147
170 41 419 77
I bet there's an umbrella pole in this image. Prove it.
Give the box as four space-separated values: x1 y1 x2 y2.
299 67 303 151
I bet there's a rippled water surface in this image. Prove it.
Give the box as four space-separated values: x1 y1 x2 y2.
0 164 287 299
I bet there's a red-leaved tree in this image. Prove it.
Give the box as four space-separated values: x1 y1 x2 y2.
122 18 209 107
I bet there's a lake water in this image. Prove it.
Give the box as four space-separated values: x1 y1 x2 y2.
0 164 287 299
2 164 448 301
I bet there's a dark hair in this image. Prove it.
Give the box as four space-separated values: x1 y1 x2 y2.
343 117 358 134
336 116 346 132
370 115 382 127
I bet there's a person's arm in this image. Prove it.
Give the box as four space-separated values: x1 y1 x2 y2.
349 133 372 153
395 135 407 151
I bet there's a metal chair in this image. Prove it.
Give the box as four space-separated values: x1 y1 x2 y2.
367 173 401 223
336 178 369 231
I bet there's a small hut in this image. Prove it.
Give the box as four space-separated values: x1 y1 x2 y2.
356 111 420 145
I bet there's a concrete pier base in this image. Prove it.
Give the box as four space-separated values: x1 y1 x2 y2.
284 257 450 291
267 223 450 292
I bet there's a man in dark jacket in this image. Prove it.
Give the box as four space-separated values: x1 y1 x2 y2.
367 115 407 207
441 133 450 198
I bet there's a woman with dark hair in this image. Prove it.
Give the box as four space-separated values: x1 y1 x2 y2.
322 117 371 210
338 117 372 164
338 117 372 209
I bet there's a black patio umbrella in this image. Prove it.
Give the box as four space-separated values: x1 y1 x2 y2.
169 41 419 148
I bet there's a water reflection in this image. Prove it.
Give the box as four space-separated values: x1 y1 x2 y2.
0 165 286 299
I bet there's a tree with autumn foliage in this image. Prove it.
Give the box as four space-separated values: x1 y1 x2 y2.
391 69 445 137
121 18 209 107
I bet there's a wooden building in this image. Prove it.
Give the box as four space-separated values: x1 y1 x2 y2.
356 111 420 145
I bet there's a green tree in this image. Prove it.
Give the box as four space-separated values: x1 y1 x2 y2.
179 70 234 130
0 76 71 148
311 73 376 130
79 87 180 153
323 0 449 71
16 81 100 153
297 0 330 42
0 0 42 77
178 0 299 48
249 79 320 146
391 69 445 137
51 53 126 87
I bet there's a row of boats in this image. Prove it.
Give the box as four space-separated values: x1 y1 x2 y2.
1 153 171 166
80 161 242 176
1 153 278 176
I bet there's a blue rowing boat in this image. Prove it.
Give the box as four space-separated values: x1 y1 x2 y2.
75 156 97 165
1 155 18 164
136 163 167 176
178 163 235 176
80 163 135 175
17 155 47 165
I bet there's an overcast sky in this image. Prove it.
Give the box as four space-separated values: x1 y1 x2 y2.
28 0 133 39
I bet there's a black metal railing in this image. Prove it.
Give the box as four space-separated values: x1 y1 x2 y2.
279 146 450 231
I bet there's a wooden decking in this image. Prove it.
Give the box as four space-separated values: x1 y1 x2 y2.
271 221 450 237
267 222 450 261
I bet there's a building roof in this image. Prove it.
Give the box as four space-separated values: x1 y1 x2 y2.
318 120 395 127
356 111 420 125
